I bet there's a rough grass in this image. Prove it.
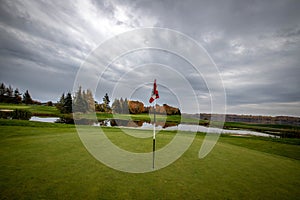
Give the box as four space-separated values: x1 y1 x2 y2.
0 103 60 116
0 120 299 199
224 121 300 137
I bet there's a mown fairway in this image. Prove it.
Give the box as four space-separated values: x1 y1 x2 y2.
0 103 60 116
0 120 299 199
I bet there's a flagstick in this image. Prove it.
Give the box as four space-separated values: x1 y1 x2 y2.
152 99 156 169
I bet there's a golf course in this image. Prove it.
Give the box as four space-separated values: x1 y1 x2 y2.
1 0 300 199
1 104 300 199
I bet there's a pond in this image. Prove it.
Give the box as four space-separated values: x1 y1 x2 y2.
29 116 278 138
164 124 275 137
96 119 278 138
30 116 60 123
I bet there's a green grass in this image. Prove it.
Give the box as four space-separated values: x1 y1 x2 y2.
219 134 300 160
1 103 299 137
0 119 299 199
224 121 300 137
0 103 60 116
0 119 74 128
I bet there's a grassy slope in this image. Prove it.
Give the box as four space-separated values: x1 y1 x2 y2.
224 121 300 136
0 120 299 199
0 103 60 116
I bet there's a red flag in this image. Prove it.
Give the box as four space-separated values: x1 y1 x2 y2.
149 79 159 103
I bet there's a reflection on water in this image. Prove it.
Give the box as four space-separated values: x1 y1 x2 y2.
98 119 178 128
164 124 277 137
29 117 278 138
99 119 278 138
30 116 60 123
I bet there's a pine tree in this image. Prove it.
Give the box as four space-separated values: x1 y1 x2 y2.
59 93 65 105
63 92 73 113
0 83 6 103
0 83 5 96
103 93 111 112
73 86 88 113
56 93 65 113
13 88 22 104
119 97 124 113
123 98 129 114
6 85 13 97
112 99 121 113
23 90 33 104
85 89 95 112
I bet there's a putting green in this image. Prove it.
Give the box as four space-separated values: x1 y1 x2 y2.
0 121 299 199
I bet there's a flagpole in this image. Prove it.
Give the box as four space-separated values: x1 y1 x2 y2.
152 99 156 169
150 79 158 170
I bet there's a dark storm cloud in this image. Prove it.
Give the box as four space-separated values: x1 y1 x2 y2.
0 0 299 115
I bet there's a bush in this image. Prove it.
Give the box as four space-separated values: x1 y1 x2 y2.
56 114 74 124
47 101 53 106
11 109 32 120
0 110 13 119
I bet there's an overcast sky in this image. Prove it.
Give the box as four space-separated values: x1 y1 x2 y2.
0 0 299 116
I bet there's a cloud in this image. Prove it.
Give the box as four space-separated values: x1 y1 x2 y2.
0 0 299 116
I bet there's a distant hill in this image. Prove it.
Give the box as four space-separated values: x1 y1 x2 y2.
182 113 300 126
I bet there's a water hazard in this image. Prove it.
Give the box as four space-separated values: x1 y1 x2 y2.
29 116 278 137
95 119 278 137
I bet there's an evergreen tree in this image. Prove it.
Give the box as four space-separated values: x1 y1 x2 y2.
103 93 110 107
23 90 33 104
59 93 65 105
85 89 95 112
102 93 111 112
6 85 13 98
119 97 124 113
63 92 73 113
123 98 129 114
73 86 88 113
56 93 65 113
0 83 35 104
112 99 121 113
111 98 129 114
0 83 7 103
0 83 5 96
13 88 22 104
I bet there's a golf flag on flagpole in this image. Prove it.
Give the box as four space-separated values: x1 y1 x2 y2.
149 79 159 169
149 79 159 103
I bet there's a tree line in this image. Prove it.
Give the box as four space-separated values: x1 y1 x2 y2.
0 82 112 114
56 86 111 114
1 82 180 116
0 82 38 104
111 98 129 114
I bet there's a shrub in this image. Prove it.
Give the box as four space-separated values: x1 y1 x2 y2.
11 109 32 120
0 110 13 119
